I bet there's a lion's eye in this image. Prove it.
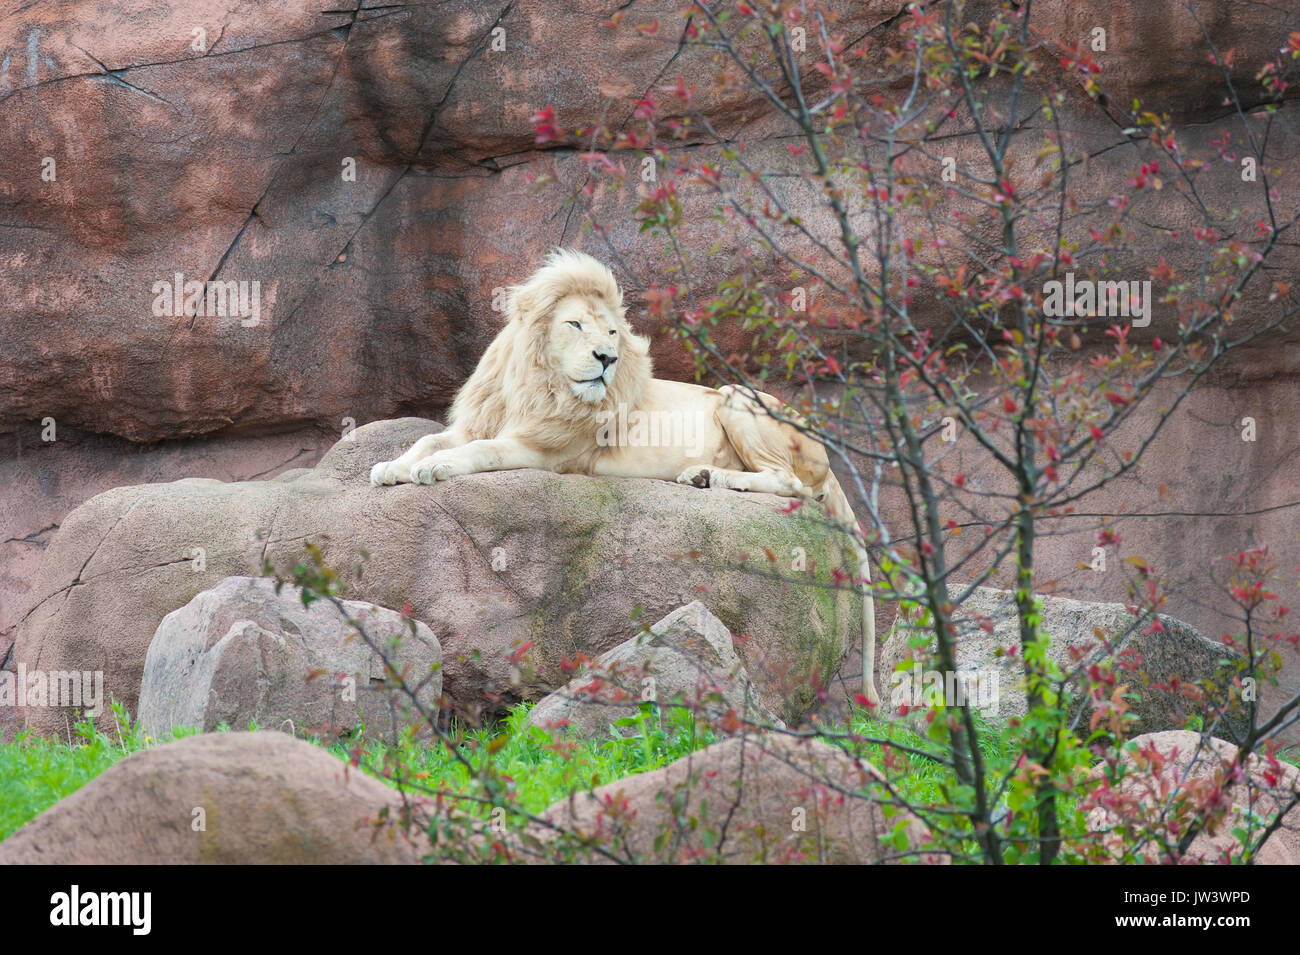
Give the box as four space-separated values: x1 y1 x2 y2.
567 321 582 330
609 330 617 336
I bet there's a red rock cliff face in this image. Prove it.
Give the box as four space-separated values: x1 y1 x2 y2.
2 0 1292 441
2 1 1299 731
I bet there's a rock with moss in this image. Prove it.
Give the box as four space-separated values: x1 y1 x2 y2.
13 419 861 737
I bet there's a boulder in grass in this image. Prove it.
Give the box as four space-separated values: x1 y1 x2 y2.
527 601 782 739
137 576 441 741
880 587 1244 733
0 732 429 865
1082 730 1300 865
537 732 944 865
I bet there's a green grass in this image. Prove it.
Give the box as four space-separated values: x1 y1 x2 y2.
0 705 185 841
0 699 975 843
0 701 719 842
339 702 719 816
845 705 1010 795
0 700 1000 844
6 699 1289 850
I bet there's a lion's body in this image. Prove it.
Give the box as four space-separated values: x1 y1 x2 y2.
370 250 879 703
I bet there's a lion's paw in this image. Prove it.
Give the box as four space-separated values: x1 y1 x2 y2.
412 455 459 485
370 461 396 486
676 465 713 489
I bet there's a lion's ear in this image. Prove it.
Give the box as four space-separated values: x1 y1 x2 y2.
505 284 534 325
624 327 651 356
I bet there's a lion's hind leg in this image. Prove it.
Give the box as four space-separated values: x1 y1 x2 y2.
673 386 823 499
712 384 831 490
707 384 881 706
675 464 810 497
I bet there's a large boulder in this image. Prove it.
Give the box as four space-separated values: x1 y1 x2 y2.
1082 730 1300 864
880 587 1242 734
138 576 442 741
0 732 429 864
537 732 943 864
527 600 781 740
12 418 860 737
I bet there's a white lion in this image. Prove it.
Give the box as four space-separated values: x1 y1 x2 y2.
370 250 879 703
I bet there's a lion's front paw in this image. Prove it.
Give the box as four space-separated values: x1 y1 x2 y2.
676 465 713 489
412 454 460 485
370 460 397 486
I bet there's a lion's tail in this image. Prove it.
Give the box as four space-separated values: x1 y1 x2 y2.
820 473 879 706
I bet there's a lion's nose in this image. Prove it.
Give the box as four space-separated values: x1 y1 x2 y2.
593 351 617 369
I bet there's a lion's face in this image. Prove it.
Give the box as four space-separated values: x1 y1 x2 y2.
546 293 624 404
449 250 652 436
